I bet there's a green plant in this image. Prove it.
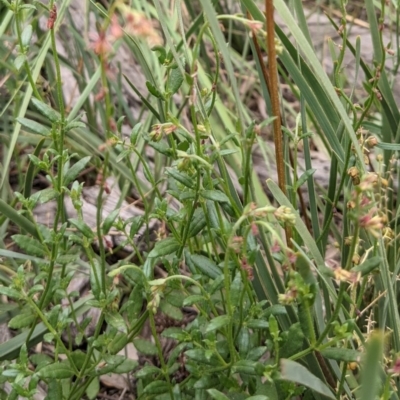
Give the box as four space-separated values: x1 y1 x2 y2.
0 0 399 399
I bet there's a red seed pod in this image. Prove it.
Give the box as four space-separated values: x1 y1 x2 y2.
47 5 57 30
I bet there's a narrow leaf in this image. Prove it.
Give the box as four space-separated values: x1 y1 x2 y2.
12 234 47 257
68 218 94 239
104 311 127 333
166 168 195 189
102 208 120 235
64 156 91 186
21 24 33 47
207 389 229 400
16 117 50 136
148 237 180 258
359 331 384 400
0 200 39 239
320 348 361 363
133 338 158 356
8 311 36 329
201 190 230 203
31 98 60 123
294 169 316 191
38 362 75 379
189 254 222 279
280 359 334 399
205 315 230 333
0 287 21 300
143 380 169 395
188 208 207 238
167 66 184 94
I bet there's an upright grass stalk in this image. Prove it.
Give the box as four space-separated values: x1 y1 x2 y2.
265 1 292 249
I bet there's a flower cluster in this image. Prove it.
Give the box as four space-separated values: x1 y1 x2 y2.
89 6 162 59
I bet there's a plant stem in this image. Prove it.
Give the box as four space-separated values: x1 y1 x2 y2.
265 0 292 249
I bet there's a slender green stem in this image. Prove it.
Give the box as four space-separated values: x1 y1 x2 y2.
14 0 42 100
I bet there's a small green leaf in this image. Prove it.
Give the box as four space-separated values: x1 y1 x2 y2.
160 302 183 321
148 237 180 258
16 117 50 136
237 327 250 357
280 323 304 358
200 190 230 203
64 156 91 186
183 294 205 306
185 349 218 364
116 149 131 163
351 256 381 276
21 24 33 47
189 254 222 279
20 4 37 11
90 259 103 300
359 331 384 400
247 347 268 361
232 360 259 375
207 389 229 400
35 188 58 204
167 66 184 94
205 315 230 333
107 333 128 354
114 358 138 374
14 54 26 71
280 359 334 399
102 208 120 235
70 350 87 370
86 377 99 400
166 168 195 189
44 380 62 400
146 81 164 99
143 380 169 395
188 208 207 238
12 234 47 257
8 311 36 329
130 122 142 145
294 168 316 191
151 45 166 63
68 218 94 239
133 338 158 356
0 287 21 300
320 347 361 363
66 120 86 131
38 362 75 379
95 355 125 375
105 310 127 333
31 98 60 123
219 149 239 157
135 365 161 378
194 375 219 389
247 319 269 329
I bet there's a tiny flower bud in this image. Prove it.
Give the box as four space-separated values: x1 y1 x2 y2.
334 267 360 284
348 166 359 178
347 201 356 210
344 236 353 246
200 88 208 97
365 136 378 148
274 206 296 226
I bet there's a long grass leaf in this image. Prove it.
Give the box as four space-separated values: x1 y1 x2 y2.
0 0 72 189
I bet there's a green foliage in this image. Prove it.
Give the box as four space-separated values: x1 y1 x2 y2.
0 0 399 398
